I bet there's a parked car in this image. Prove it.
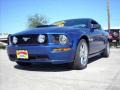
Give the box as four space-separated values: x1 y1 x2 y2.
105 29 120 47
7 18 110 69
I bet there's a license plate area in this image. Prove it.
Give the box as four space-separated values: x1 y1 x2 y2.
16 50 28 59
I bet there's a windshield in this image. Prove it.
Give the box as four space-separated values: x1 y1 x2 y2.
53 19 89 28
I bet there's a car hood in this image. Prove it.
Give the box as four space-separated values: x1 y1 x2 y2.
13 26 87 35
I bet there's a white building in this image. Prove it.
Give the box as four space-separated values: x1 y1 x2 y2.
0 33 9 46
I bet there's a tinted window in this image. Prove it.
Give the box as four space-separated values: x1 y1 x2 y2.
91 20 101 30
53 19 88 28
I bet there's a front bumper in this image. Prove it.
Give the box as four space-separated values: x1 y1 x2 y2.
7 44 76 64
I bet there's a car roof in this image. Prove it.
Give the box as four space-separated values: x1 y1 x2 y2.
63 18 94 21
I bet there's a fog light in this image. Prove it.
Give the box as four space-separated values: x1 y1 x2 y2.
13 36 18 44
38 34 45 43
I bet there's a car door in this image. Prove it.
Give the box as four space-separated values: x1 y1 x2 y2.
89 20 104 54
96 28 106 51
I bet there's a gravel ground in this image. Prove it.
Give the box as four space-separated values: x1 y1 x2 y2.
0 49 120 90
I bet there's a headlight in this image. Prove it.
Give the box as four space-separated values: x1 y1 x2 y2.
38 34 45 43
12 36 18 44
59 35 68 44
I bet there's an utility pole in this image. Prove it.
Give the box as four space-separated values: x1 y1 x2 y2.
107 0 111 33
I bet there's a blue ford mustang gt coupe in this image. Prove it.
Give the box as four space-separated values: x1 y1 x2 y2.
7 18 110 69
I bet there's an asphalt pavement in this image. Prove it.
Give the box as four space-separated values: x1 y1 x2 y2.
0 49 120 90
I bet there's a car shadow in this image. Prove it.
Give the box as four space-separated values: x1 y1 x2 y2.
14 63 72 72
14 55 103 72
88 55 103 64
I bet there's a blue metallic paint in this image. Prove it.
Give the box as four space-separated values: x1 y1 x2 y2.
7 19 109 64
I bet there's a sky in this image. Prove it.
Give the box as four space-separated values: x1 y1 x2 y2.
0 0 120 34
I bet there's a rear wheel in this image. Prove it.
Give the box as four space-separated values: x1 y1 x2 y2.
73 39 88 70
16 62 31 66
102 41 110 57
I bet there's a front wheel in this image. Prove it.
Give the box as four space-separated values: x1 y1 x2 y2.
73 39 89 70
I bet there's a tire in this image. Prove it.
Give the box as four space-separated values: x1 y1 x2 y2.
73 39 89 70
16 62 31 66
102 41 110 57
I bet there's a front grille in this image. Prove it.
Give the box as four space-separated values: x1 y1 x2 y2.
11 34 48 45
29 55 49 60
9 54 49 60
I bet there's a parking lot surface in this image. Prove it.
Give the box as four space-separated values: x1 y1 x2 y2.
0 49 120 90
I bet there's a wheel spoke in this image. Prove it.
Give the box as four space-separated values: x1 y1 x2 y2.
79 42 88 66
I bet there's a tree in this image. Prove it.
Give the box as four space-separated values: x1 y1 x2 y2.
28 14 48 28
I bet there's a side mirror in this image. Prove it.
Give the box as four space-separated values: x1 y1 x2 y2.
91 24 100 29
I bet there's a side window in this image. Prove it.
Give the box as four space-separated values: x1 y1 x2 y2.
91 20 101 30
